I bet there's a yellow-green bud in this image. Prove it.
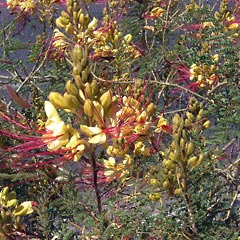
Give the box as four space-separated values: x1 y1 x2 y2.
83 99 93 117
186 142 194 156
187 156 198 167
65 80 79 96
203 120 211 129
72 44 83 63
65 23 74 34
48 92 67 109
149 193 161 201
174 188 182 195
63 93 80 109
100 90 112 110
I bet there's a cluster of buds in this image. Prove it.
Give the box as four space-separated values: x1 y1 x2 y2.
56 0 98 42
147 98 210 198
92 13 140 60
44 1 170 177
0 187 35 234
71 44 90 86
143 7 164 20
103 155 132 182
189 58 219 88
214 0 239 39
6 0 35 12
54 0 140 71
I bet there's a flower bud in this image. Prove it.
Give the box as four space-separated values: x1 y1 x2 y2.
84 99 93 117
72 44 83 63
56 16 70 28
87 17 98 31
187 156 198 167
65 23 74 34
174 188 182 195
203 120 211 129
63 93 80 109
228 23 239 30
149 193 161 201
123 34 132 43
65 80 79 96
186 142 194 156
49 92 67 109
100 90 112 110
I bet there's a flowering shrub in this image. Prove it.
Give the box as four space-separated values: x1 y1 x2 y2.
0 0 239 239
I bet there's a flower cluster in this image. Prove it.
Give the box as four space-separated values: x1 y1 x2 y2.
0 186 35 233
6 0 35 12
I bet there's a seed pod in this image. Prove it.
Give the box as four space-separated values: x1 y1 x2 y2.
196 109 204 121
83 99 93 117
80 58 87 68
185 118 192 125
61 17 70 25
48 92 67 109
73 2 78 11
67 5 72 14
172 114 180 126
173 150 181 162
113 34 119 44
181 129 186 140
79 13 85 26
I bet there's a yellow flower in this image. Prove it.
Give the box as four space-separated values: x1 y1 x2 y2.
134 141 150 156
155 116 168 133
43 101 69 150
104 155 132 181
80 125 107 144
66 134 88 161
13 201 34 216
202 22 214 29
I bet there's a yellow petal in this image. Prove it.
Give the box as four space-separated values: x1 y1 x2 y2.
104 157 116 168
44 101 61 121
89 132 106 144
13 201 34 216
104 170 115 176
80 125 102 136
